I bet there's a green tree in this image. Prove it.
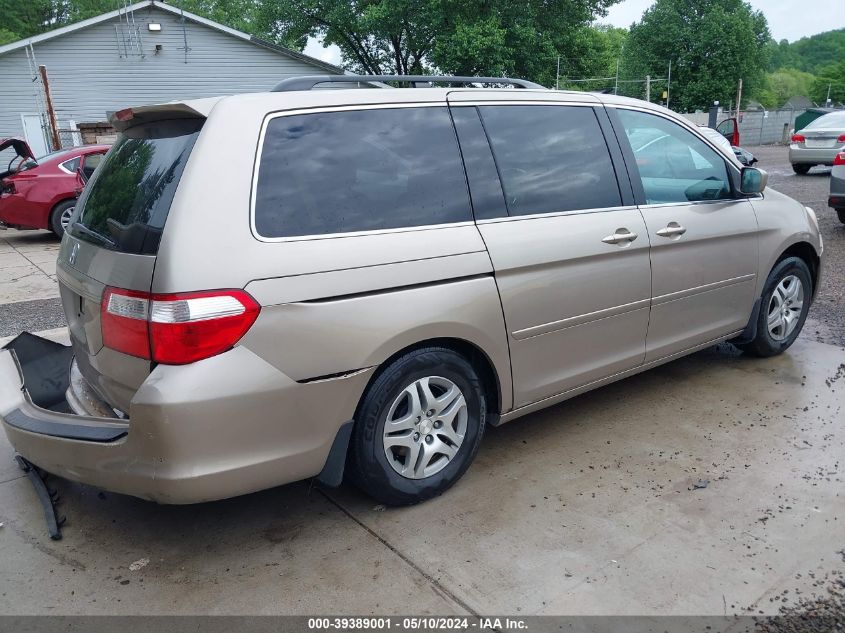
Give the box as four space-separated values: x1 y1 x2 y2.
623 0 770 112
785 29 845 75
812 60 845 105
0 0 59 40
757 68 816 109
0 28 19 45
258 0 621 85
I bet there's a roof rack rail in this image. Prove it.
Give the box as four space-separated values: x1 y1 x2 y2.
271 74 546 92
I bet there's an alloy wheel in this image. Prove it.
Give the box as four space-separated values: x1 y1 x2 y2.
767 274 804 341
60 205 75 231
382 376 468 479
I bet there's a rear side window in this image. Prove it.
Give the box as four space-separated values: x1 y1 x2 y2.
254 107 471 238
69 119 202 255
478 105 621 216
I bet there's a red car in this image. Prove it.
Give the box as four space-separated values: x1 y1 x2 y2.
0 138 110 237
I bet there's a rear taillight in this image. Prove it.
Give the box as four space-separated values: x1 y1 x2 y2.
791 133 805 143
101 287 259 365
835 152 845 166
838 134 845 142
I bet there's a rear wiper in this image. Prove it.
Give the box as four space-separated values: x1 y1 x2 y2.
70 222 116 248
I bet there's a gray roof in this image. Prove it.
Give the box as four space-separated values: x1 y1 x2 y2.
0 0 344 74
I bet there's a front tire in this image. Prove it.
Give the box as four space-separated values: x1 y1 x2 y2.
837 209 845 224
49 199 76 237
792 164 811 175
736 257 812 357
349 347 486 505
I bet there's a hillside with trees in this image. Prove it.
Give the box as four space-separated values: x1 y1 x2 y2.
762 29 845 107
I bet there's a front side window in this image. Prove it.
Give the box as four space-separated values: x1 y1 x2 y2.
617 108 733 204
478 105 622 216
254 107 471 238
82 153 104 180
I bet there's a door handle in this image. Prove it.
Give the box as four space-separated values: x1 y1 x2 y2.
656 222 687 238
601 229 638 245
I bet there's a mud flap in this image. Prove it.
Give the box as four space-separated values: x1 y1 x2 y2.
317 420 353 487
2 332 73 413
730 298 762 345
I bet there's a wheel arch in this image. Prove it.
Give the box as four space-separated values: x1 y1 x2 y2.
49 197 77 228
774 241 820 298
358 337 504 425
317 336 504 488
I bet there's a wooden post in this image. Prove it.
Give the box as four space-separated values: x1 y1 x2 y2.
39 65 61 151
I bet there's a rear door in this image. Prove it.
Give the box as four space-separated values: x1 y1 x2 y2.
609 106 759 362
450 96 652 408
58 117 203 412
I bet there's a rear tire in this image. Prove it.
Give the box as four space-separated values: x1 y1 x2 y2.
792 164 811 175
49 199 76 237
837 209 845 224
349 347 486 505
736 257 812 357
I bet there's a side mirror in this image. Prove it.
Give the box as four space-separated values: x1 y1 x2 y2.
740 167 767 194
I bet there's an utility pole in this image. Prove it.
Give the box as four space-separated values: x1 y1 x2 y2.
827 83 832 106
39 65 61 151
735 77 743 117
666 60 672 109
645 75 651 102
614 58 620 95
555 56 560 90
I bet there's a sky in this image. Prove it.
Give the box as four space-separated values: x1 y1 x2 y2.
304 0 845 68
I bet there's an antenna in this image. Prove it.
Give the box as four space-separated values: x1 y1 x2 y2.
178 1 191 63
24 44 51 151
115 0 145 58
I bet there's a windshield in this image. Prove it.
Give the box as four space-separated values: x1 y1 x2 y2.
68 119 202 255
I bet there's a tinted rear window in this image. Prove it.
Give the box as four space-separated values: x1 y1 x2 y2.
254 107 471 238
806 112 845 129
478 105 621 216
69 119 202 255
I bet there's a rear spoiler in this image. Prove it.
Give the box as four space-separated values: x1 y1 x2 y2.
108 96 222 131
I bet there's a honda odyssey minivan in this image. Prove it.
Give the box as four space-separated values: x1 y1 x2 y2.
0 76 823 506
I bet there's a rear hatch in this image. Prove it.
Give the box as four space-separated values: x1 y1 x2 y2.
58 116 203 413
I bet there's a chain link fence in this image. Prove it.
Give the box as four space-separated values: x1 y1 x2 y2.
681 109 803 146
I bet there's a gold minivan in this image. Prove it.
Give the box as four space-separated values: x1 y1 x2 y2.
0 76 823 506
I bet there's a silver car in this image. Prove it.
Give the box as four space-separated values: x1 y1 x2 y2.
829 150 845 223
0 75 824 507
789 111 845 174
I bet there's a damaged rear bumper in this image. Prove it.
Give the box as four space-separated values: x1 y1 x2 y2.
1 334 372 504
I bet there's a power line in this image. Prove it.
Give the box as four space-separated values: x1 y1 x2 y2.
562 77 668 84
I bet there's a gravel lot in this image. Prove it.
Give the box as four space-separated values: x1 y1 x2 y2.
750 145 844 347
